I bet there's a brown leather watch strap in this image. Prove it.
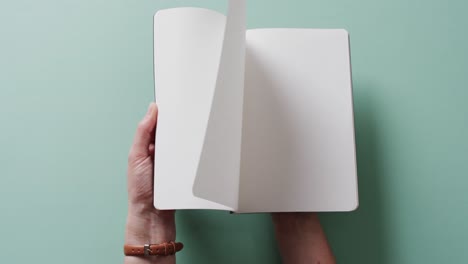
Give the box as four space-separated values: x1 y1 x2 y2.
124 242 184 256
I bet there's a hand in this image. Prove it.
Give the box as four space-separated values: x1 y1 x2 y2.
125 103 176 264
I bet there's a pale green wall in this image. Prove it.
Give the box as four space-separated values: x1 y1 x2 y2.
1 0 467 263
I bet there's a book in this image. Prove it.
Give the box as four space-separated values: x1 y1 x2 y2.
153 0 358 213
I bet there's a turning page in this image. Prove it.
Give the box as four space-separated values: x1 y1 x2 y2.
192 0 246 209
238 29 358 212
153 7 231 210
153 0 246 210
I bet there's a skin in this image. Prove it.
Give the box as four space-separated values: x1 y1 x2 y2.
125 102 336 264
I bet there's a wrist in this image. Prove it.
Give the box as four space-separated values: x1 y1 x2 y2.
124 208 177 264
126 204 176 244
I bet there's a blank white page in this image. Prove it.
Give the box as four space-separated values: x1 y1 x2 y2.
153 8 232 210
239 29 358 213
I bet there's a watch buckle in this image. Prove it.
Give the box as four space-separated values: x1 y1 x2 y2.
144 244 152 256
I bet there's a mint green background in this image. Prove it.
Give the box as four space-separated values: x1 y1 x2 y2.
1 0 467 263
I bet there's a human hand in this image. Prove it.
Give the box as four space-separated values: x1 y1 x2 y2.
125 103 175 263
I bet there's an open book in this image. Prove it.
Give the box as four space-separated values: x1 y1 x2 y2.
153 0 358 213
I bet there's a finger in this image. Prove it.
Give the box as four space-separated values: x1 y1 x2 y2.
129 103 158 162
149 118 157 144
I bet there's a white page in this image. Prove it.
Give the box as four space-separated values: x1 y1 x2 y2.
192 0 246 210
153 7 232 210
238 29 358 212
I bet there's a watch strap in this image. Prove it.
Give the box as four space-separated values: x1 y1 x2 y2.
124 242 183 256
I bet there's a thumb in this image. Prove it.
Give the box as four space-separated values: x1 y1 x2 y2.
128 103 158 163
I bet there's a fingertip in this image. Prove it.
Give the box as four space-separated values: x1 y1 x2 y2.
146 102 155 116
140 103 157 129
154 103 159 116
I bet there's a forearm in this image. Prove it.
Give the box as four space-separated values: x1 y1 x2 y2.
124 204 176 264
272 213 335 264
